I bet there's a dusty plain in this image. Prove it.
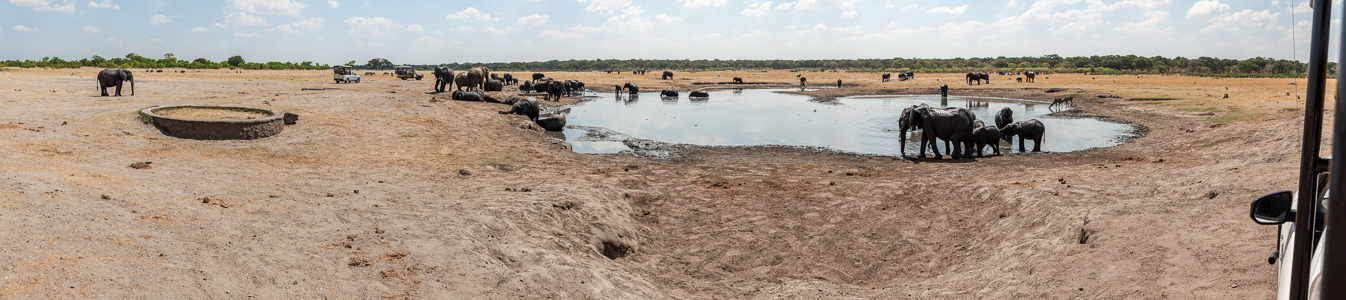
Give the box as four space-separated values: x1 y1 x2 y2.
0 67 1330 298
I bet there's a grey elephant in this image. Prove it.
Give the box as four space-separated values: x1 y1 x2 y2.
433 66 453 92
660 89 678 97
733 77 743 84
907 105 976 159
520 80 533 93
1025 71 1036 83
451 90 485 102
623 83 639 94
966 72 981 85
536 114 566 131
545 80 564 101
662 71 673 80
485 79 504 92
689 91 709 97
498 97 539 121
532 73 545 82
454 73 471 91
972 120 1002 157
1001 119 1045 152
994 107 1013 130
899 105 938 157
503 73 516 85
97 69 134 96
940 84 948 97
882 73 891 82
466 68 487 90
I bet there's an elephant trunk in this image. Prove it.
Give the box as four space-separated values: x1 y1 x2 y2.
129 78 134 96
899 128 907 156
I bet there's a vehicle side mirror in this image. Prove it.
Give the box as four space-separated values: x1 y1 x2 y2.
1250 190 1295 225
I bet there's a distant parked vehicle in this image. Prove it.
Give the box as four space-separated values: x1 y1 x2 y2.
395 66 423 80
333 65 360 84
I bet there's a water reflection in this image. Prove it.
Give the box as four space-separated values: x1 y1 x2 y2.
562 89 1134 155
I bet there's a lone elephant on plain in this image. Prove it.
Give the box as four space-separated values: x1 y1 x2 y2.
97 69 135 96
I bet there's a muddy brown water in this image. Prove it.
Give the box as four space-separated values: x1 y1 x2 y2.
558 88 1135 155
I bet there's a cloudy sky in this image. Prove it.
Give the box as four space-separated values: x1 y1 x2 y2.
1 0 1339 65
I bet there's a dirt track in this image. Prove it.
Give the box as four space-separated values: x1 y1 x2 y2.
0 67 1327 298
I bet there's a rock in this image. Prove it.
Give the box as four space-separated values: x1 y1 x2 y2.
459 168 473 176
518 121 540 131
283 111 299 125
129 162 152 169
536 114 566 131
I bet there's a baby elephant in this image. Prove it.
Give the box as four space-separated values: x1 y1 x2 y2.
1001 119 1045 152
972 121 1002 157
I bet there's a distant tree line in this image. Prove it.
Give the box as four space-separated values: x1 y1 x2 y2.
401 54 1319 78
0 53 329 70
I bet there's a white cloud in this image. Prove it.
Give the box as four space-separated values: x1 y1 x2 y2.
225 12 269 26
434 29 442 36
104 37 121 44
343 16 402 36
407 24 424 32
265 24 296 33
234 32 261 38
11 0 76 12
12 25 39 32
575 0 632 14
646 37 678 47
191 27 210 32
887 21 900 29
483 27 513 34
735 30 768 39
794 0 860 10
538 30 583 39
1200 9 1279 33
417 36 459 48
327 0 337 8
900 4 917 12
794 23 863 35
677 0 725 8
1186 0 1228 19
884 0 893 8
360 1 369 8
226 0 308 16
517 14 548 27
841 9 857 18
831 25 863 34
1115 10 1173 36
655 13 682 24
742 1 772 17
212 23 227 28
87 0 117 9
690 33 722 40
776 2 794 9
1007 0 1015 6
445 7 498 21
149 38 162 42
795 23 828 35
81 25 101 33
456 26 476 32
927 5 968 14
291 18 323 29
568 6 654 33
354 40 389 49
149 14 180 25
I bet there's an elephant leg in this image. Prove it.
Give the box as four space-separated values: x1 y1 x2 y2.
100 86 108 97
115 84 122 96
917 135 929 158
1018 136 1027 152
1033 138 1042 152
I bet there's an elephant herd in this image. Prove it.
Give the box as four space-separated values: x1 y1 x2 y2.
882 71 915 82
433 66 524 93
900 105 1045 160
968 71 1040 85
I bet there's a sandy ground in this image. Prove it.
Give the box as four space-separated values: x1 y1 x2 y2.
0 67 1330 298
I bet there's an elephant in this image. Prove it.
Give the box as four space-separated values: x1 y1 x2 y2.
689 91 709 97
564 80 584 96
503 73 516 85
623 83 639 94
451 90 486 102
733 77 744 84
882 73 891 82
97 69 134 96
454 73 471 91
660 89 679 97
502 94 522 105
1049 97 1074 109
979 72 990 84
532 73 545 82
546 80 564 101
994 107 1013 130
520 81 534 93
898 104 939 157
966 72 981 85
940 84 949 97
498 97 540 121
433 66 454 92
799 77 807 87
490 74 501 82
897 73 908 81
1001 119 1045 152
485 79 504 92
972 120 1002 157
467 67 487 90
905 71 914 79
1025 71 1036 83
615 84 623 93
1016 77 1023 83
536 114 566 131
662 71 673 80
906 105 976 159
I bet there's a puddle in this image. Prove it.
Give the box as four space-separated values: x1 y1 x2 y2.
559 89 1135 156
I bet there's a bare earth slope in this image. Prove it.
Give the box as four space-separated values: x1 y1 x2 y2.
0 68 1322 298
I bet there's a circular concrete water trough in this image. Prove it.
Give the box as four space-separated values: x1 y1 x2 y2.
139 105 295 140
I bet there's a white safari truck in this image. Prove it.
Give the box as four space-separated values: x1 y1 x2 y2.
1247 0 1342 299
333 65 360 83
394 65 423 80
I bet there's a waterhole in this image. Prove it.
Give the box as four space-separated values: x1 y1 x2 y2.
559 89 1135 155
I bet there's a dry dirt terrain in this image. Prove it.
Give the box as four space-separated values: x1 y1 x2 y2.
0 67 1330 299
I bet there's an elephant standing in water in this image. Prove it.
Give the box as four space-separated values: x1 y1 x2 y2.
432 66 453 92
623 83 639 94
799 77 807 87
994 107 1014 129
972 120 1002 157
1001 119 1045 152
97 69 134 96
906 105 976 159
660 89 679 97
899 104 940 158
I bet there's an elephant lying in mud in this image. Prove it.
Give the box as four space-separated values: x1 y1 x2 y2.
906 105 976 159
451 90 486 102
498 97 540 121
972 120 1002 157
536 114 565 131
1001 119 1045 152
97 69 134 96
660 89 679 97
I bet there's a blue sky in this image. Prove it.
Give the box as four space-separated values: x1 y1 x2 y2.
1 0 1339 65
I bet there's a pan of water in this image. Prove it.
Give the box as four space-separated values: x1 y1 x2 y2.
554 89 1135 155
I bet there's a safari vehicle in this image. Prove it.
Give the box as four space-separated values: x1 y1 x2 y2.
332 65 360 83
394 66 423 80
1247 0 1343 298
